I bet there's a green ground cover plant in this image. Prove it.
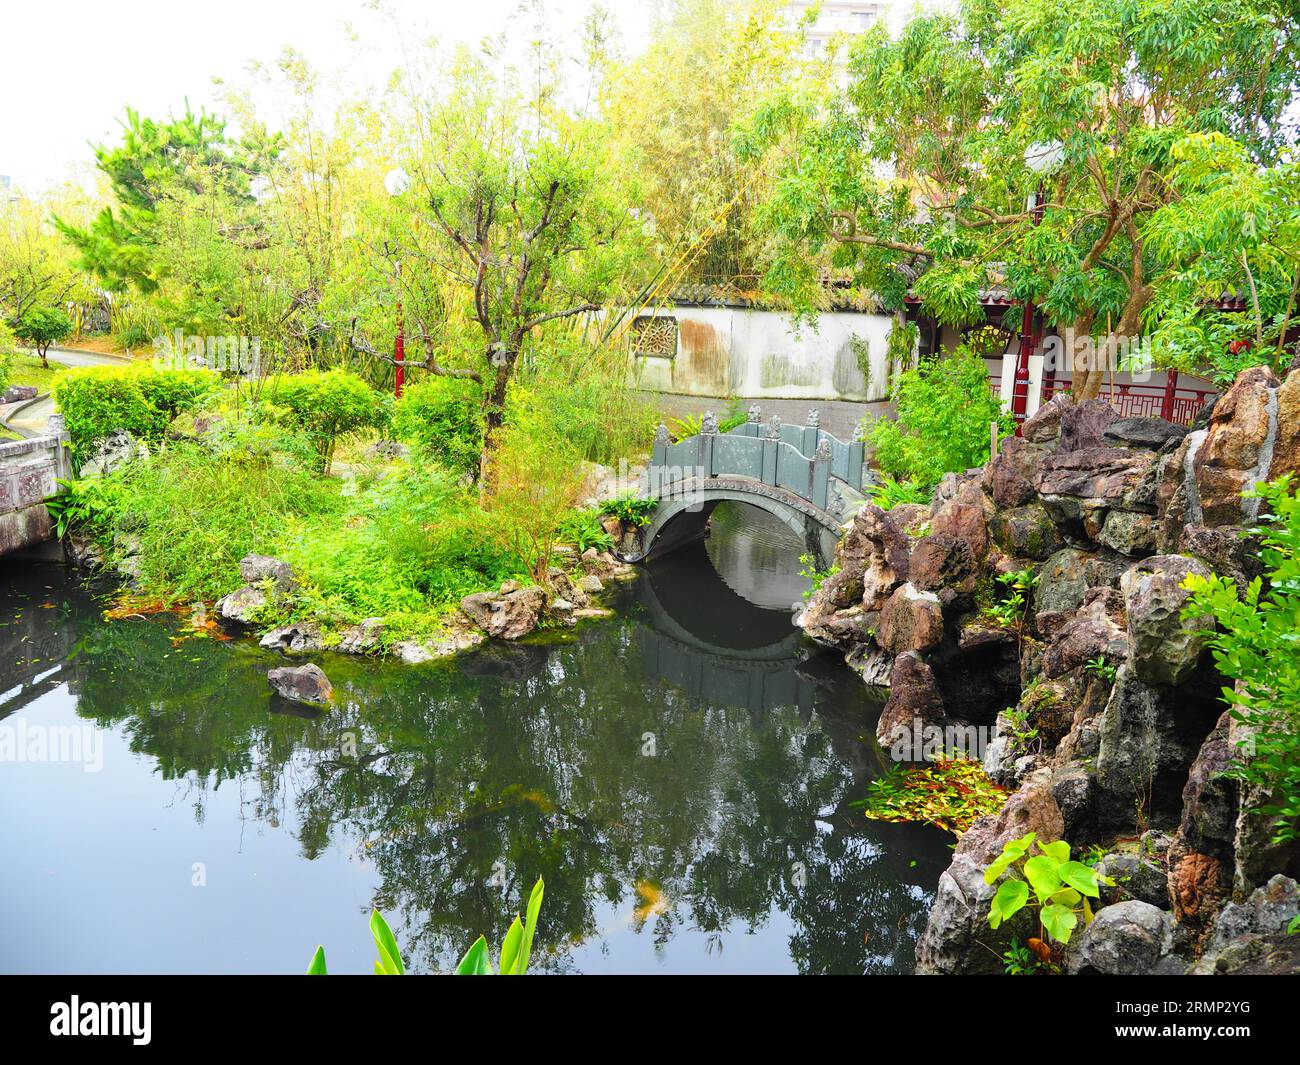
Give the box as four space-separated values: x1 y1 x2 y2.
1183 475 1300 845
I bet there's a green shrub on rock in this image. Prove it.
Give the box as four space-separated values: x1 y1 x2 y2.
1183 475 1300 846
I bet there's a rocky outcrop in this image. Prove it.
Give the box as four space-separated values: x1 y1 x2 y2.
1121 554 1211 686
915 772 1065 974
796 362 1300 977
78 430 148 478
1066 900 1178 975
239 554 299 595
267 663 332 705
1189 876 1300 974
878 583 946 654
460 585 548 640
216 585 268 625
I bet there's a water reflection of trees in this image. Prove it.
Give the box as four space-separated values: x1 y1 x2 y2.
54 588 950 974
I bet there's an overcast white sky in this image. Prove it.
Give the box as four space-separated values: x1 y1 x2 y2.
0 0 656 194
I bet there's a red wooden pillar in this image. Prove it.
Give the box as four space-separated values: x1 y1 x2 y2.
393 300 405 399
1011 183 1046 435
1159 369 1176 422
1011 302 1035 434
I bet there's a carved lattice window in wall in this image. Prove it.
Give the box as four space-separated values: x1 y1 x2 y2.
630 315 678 358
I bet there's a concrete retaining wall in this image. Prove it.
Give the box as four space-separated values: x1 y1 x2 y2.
0 432 72 558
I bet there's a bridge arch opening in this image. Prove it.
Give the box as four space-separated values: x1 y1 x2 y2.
632 487 840 572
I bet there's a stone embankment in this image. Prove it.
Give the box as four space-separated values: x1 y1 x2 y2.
799 361 1300 974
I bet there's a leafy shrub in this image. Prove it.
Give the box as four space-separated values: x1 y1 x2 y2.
44 476 130 540
865 348 1014 491
555 508 615 552
856 757 1008 835
868 475 930 510
277 466 518 635
261 369 390 473
117 323 153 349
798 552 837 600
1183 475 1300 845
669 413 702 441
55 366 219 458
133 367 220 422
392 375 484 478
601 492 657 527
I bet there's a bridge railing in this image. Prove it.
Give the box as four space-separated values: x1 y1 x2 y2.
718 407 865 491
649 408 842 512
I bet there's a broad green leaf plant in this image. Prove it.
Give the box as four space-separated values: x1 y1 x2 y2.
985 833 1112 948
307 877 545 975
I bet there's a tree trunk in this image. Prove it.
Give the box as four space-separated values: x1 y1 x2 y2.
1069 314 1104 401
477 359 514 490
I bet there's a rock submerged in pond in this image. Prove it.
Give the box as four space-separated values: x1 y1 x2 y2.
267 663 332 705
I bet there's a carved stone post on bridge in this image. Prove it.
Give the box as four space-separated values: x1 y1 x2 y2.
700 410 719 478
812 435 832 510
761 415 781 485
651 422 670 496
803 408 821 458
747 403 761 423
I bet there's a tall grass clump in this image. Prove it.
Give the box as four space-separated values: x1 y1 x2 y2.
95 435 342 604
276 465 520 638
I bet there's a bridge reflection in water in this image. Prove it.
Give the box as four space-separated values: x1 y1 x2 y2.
637 504 816 719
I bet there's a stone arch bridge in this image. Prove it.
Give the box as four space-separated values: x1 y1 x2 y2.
620 407 867 566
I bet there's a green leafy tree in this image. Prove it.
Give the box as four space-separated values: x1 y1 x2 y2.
738 0 1300 395
390 40 646 481
55 106 275 296
13 306 73 369
601 0 810 286
262 369 389 473
1145 134 1300 383
0 187 96 324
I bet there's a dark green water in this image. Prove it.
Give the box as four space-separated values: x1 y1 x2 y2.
0 503 950 974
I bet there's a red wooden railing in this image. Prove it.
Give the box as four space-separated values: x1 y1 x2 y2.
1040 380 1216 426
983 375 1214 427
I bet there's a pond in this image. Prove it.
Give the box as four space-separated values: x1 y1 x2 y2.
0 502 951 974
